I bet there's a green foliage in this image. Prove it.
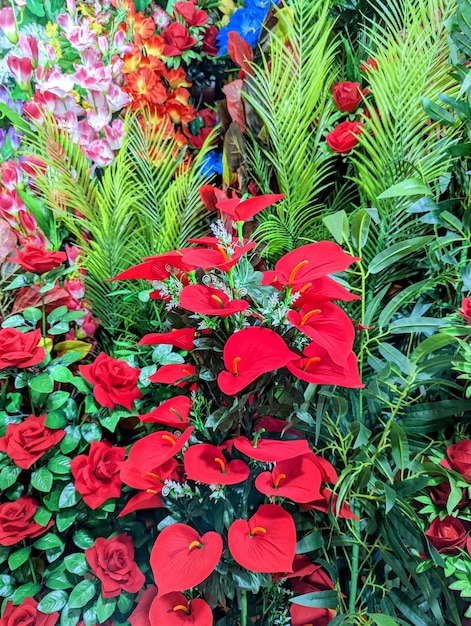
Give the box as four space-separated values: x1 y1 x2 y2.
243 0 339 258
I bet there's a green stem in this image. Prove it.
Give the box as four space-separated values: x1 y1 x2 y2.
28 555 37 584
240 588 248 626
348 507 360 614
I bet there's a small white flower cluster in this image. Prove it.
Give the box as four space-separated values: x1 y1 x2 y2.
258 292 293 329
208 484 227 500
152 275 184 310
210 219 234 248
162 479 201 500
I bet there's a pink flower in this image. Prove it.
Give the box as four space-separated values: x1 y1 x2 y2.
83 139 114 167
74 62 112 92
0 8 18 44
7 55 33 91
18 34 39 67
36 71 75 97
87 107 111 132
103 119 124 150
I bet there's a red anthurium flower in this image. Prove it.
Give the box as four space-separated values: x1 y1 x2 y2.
150 592 213 626
228 504 296 573
184 443 250 485
119 491 164 517
217 327 298 395
126 427 194 469
149 363 196 387
233 436 311 462
138 396 192 428
272 554 318 581
179 285 249 317
138 328 196 350
129 585 158 626
286 343 364 388
216 194 284 222
287 300 355 366
181 241 257 272
254 453 324 503
174 2 208 26
151 524 223 596
113 251 194 281
274 242 359 292
295 277 360 302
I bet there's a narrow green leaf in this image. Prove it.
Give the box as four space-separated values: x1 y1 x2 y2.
377 179 432 199
368 237 433 274
296 531 324 554
367 614 400 626
290 590 340 609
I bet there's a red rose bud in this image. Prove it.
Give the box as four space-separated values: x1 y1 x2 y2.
0 327 45 369
71 440 126 509
428 482 467 509
425 516 469 553
79 352 142 410
332 81 369 113
326 120 364 154
174 2 208 26
0 599 59 626
85 533 146 598
0 496 53 546
9 243 66 274
151 524 223 597
0 413 65 469
444 440 471 482
202 25 219 56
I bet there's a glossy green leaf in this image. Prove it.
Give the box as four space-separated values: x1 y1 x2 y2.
64 553 89 576
368 237 433 274
68 580 97 609
323 210 349 245
29 373 54 394
8 547 31 571
31 467 53 492
37 590 69 614
377 178 432 199
290 590 340 609
33 533 63 550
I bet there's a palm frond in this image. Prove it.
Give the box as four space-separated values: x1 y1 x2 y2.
243 0 340 259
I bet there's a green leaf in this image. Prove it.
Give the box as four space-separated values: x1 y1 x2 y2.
13 582 42 603
290 590 340 609
33 533 64 550
45 391 70 411
23 308 43 324
377 179 432 199
37 590 69 614
388 590 435 626
0 465 21 490
0 103 30 133
29 373 54 394
96 595 117 623
0 574 15 597
47 306 68 324
8 546 31 571
368 236 434 274
99 414 122 433
60 426 81 454
390 422 409 471
56 509 77 532
64 553 89 576
117 591 134 613
49 365 73 383
367 614 400 626
2 315 26 328
34 506 53 527
73 529 95 550
45 410 68 429
59 606 82 626
48 455 71 475
323 210 349 245
59 482 79 508
69 579 97 609
351 208 376 250
421 97 456 126
31 467 53 492
81 422 102 443
296 531 324 554
388 316 445 334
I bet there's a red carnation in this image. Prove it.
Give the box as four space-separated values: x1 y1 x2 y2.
85 533 145 598
228 504 296 573
9 243 66 274
162 23 196 56
79 352 142 410
71 440 125 509
0 598 59 626
151 524 223 596
217 327 298 395
150 592 213 626
184 443 250 485
179 284 249 317
0 413 65 469
0 496 53 546
138 395 192 428
216 193 284 222
0 327 45 369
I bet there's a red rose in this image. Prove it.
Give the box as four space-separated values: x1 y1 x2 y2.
326 121 364 154
361 57 378 71
202 25 218 56
427 482 467 509
0 496 53 546
459 297 471 324
85 533 146 598
71 439 125 509
444 440 471 482
332 81 369 113
0 328 45 369
9 244 67 274
79 352 142 410
0 598 59 626
162 23 196 57
0 413 65 469
425 516 469 553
